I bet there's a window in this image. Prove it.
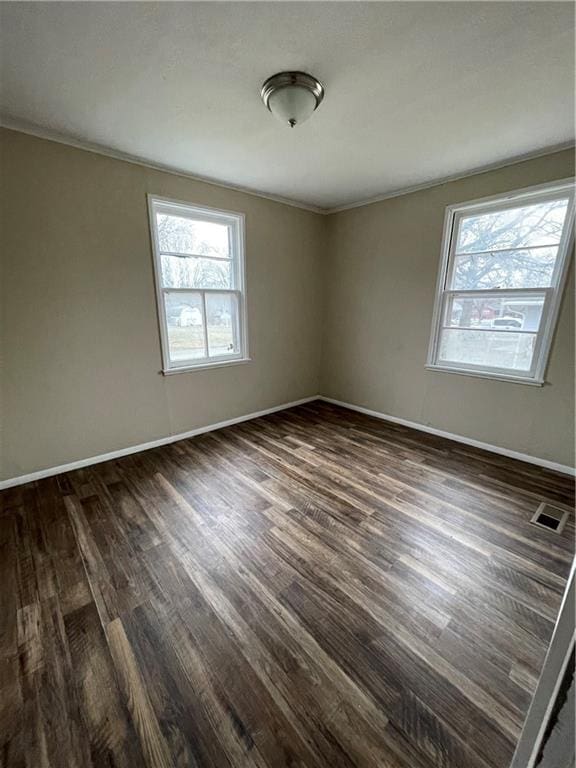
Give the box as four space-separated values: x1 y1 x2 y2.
427 180 574 385
148 196 248 373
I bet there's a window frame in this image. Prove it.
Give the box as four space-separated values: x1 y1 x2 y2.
147 194 249 374
426 179 575 386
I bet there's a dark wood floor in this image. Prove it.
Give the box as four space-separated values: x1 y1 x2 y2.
1 401 574 768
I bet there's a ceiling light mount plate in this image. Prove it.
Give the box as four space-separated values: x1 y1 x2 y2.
261 71 325 128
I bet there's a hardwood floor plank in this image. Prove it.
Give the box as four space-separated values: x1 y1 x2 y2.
135 473 402 766
0 515 19 658
0 653 23 767
106 618 173 768
1 401 573 768
172 532 395 767
31 596 94 768
64 602 145 767
122 600 254 768
392 690 492 768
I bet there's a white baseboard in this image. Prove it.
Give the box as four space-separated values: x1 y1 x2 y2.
2 394 573 489
319 396 575 477
0 396 318 490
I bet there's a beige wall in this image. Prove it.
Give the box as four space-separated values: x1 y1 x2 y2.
1 130 574 480
0 129 324 480
322 149 575 468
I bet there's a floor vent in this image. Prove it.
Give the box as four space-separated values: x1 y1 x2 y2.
530 502 570 534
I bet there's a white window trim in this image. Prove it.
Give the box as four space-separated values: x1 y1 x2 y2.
426 178 575 386
147 194 250 374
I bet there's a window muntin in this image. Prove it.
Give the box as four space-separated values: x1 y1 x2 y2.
148 197 247 372
160 254 233 289
427 181 574 384
451 247 558 291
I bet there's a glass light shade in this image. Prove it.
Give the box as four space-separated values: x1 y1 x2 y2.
267 85 318 127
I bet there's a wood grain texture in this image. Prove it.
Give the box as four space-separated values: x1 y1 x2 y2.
0 401 573 768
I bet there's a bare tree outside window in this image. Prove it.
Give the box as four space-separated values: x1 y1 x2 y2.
428 182 574 383
157 214 231 289
451 200 567 329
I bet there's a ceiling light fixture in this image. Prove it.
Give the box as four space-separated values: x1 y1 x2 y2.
261 71 325 128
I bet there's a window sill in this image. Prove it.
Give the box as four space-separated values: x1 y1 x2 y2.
162 357 252 375
425 364 544 387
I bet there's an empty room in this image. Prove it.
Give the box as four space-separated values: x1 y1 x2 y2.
0 2 575 767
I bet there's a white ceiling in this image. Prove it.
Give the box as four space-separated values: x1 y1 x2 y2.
1 2 574 211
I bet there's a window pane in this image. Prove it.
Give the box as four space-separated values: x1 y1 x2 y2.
438 329 536 372
452 246 557 290
160 254 232 289
456 198 569 254
445 294 545 332
156 213 230 257
206 293 239 357
165 292 206 363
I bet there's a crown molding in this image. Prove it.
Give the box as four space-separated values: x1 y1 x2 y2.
1 114 573 216
326 141 576 214
0 115 326 215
